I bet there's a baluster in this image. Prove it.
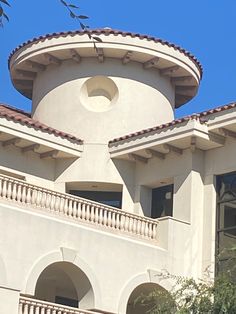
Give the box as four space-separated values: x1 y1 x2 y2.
16 184 22 202
111 212 116 228
107 211 112 228
12 182 17 201
152 223 157 240
128 217 133 232
116 212 120 229
41 306 45 314
46 308 51 314
132 219 137 234
23 303 28 314
29 304 34 314
31 189 37 205
22 186 27 203
81 203 86 220
36 190 42 207
144 221 149 237
18 302 23 314
120 214 125 230
2 179 7 198
77 202 82 219
59 197 65 214
103 210 108 226
136 219 141 235
148 223 153 238
90 205 95 222
63 198 68 215
45 193 51 210
99 207 103 225
68 199 73 216
35 305 40 314
124 216 129 232
141 220 145 236
94 206 99 224
49 194 55 212
41 192 47 208
54 196 60 213
72 200 77 218
52 309 57 314
26 187 32 204
86 204 91 221
7 180 12 199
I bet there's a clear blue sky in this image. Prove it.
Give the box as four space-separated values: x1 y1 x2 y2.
1 0 236 118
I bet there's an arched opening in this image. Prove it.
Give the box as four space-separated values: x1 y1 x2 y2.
126 282 172 314
35 262 94 309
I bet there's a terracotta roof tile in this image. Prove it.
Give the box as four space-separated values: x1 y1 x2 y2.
0 104 83 144
109 102 236 144
8 28 202 78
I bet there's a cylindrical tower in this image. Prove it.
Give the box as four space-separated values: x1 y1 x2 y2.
9 29 202 143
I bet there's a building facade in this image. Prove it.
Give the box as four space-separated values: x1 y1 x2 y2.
0 28 235 313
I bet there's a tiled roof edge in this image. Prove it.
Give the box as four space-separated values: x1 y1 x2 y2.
0 103 83 144
109 102 236 144
8 28 203 78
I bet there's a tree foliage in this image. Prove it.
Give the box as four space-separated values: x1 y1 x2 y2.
0 0 91 29
134 273 236 314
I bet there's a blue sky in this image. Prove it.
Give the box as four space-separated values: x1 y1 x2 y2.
1 0 236 118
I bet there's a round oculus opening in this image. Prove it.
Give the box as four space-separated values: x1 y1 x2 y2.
80 76 118 112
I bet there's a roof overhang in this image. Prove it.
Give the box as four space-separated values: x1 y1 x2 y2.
109 112 236 162
9 29 201 108
0 117 83 159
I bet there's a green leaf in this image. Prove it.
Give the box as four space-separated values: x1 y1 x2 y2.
3 12 9 21
68 4 79 9
70 11 76 18
78 15 89 19
93 36 103 42
79 22 86 29
0 0 10 7
60 0 68 7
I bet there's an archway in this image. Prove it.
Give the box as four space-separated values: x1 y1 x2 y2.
126 282 171 314
35 261 94 309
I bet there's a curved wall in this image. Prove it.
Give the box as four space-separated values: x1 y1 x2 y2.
32 58 175 143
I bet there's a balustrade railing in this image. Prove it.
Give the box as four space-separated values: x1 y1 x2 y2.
0 174 158 240
19 297 99 314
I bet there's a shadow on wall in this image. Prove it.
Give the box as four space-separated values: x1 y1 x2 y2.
32 58 173 114
35 261 94 310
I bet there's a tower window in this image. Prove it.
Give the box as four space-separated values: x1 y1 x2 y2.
151 184 173 218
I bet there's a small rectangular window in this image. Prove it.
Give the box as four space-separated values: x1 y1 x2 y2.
151 184 173 218
70 190 122 209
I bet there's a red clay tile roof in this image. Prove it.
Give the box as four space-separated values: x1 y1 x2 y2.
0 104 83 144
109 102 236 144
8 28 203 78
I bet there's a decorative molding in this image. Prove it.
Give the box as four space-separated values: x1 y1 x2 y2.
143 57 159 69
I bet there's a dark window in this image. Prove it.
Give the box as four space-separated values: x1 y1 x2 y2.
151 184 173 218
55 296 78 308
216 173 236 279
70 190 122 209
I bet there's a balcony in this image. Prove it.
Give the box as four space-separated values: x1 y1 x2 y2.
19 296 100 314
0 174 158 241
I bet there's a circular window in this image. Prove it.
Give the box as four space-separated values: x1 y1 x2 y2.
80 76 118 112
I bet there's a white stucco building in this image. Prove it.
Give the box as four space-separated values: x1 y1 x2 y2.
1 28 236 313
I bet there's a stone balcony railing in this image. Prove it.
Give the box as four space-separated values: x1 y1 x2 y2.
19 296 99 314
0 174 158 241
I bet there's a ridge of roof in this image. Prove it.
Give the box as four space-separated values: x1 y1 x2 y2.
109 102 236 144
0 103 83 144
8 28 202 78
